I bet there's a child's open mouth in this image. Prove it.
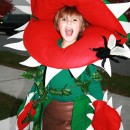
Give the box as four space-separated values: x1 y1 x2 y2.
65 28 73 36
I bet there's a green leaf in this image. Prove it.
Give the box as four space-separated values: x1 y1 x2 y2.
92 72 103 81
62 89 71 96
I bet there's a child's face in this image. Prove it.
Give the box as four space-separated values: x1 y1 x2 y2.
58 15 82 46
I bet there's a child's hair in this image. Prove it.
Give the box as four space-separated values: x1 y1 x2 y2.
54 6 88 36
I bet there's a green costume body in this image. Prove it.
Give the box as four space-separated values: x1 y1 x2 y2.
18 40 103 130
18 63 103 130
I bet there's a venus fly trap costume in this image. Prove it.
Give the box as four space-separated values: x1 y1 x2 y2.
4 0 130 130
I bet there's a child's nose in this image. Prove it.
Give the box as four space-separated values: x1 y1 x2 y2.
67 20 72 26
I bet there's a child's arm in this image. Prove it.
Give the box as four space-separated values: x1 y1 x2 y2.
85 64 103 100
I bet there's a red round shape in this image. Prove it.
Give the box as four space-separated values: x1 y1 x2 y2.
24 0 127 68
92 100 121 130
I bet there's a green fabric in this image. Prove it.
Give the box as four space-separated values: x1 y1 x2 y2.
33 98 52 130
71 94 94 130
47 64 103 101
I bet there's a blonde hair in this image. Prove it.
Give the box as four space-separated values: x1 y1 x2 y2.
54 6 87 36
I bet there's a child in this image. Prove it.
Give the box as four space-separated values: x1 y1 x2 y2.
17 6 103 130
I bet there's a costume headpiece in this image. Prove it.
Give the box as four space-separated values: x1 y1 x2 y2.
5 0 130 72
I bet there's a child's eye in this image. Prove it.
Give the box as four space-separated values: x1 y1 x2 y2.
73 18 78 22
62 18 66 21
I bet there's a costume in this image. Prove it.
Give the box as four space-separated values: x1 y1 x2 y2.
17 42 103 130
5 0 130 130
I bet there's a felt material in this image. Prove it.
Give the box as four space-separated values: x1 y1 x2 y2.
23 0 127 68
92 100 121 130
71 94 93 130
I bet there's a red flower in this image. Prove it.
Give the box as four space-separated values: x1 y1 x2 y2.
17 101 36 130
92 100 121 130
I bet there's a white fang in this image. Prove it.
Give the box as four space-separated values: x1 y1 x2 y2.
116 106 122 116
103 90 108 102
15 6 32 14
119 21 130 34
107 97 113 108
45 67 62 87
25 0 30 4
106 2 130 18
8 31 24 39
87 94 96 103
69 66 87 78
4 41 27 51
119 123 124 130
15 22 29 31
20 56 41 67
86 125 94 130
24 92 36 106
87 114 94 120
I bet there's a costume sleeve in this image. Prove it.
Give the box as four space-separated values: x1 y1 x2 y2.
17 65 45 115
87 65 103 100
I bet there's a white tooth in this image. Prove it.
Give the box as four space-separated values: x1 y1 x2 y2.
89 103 94 109
15 6 32 14
116 105 122 116
86 114 94 120
25 0 30 4
20 56 41 67
4 41 27 51
106 2 130 18
87 94 96 103
107 34 116 50
107 97 113 108
45 67 62 87
119 123 124 130
103 90 108 102
119 21 130 34
24 92 36 106
15 22 29 31
69 66 87 78
93 59 112 77
8 31 24 39
86 125 94 130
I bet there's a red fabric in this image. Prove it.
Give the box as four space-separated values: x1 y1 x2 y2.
17 101 36 130
92 100 121 130
24 0 127 68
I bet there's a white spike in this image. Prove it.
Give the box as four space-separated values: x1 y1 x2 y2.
116 105 122 116
45 67 62 87
107 97 113 108
20 56 41 67
69 66 87 78
25 0 30 4
4 41 27 51
119 123 124 130
119 21 130 34
103 90 108 102
86 113 94 120
106 2 130 18
86 125 94 130
24 92 36 106
87 94 96 103
15 6 32 14
15 22 29 31
93 58 111 77
89 103 94 109
7 31 24 39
